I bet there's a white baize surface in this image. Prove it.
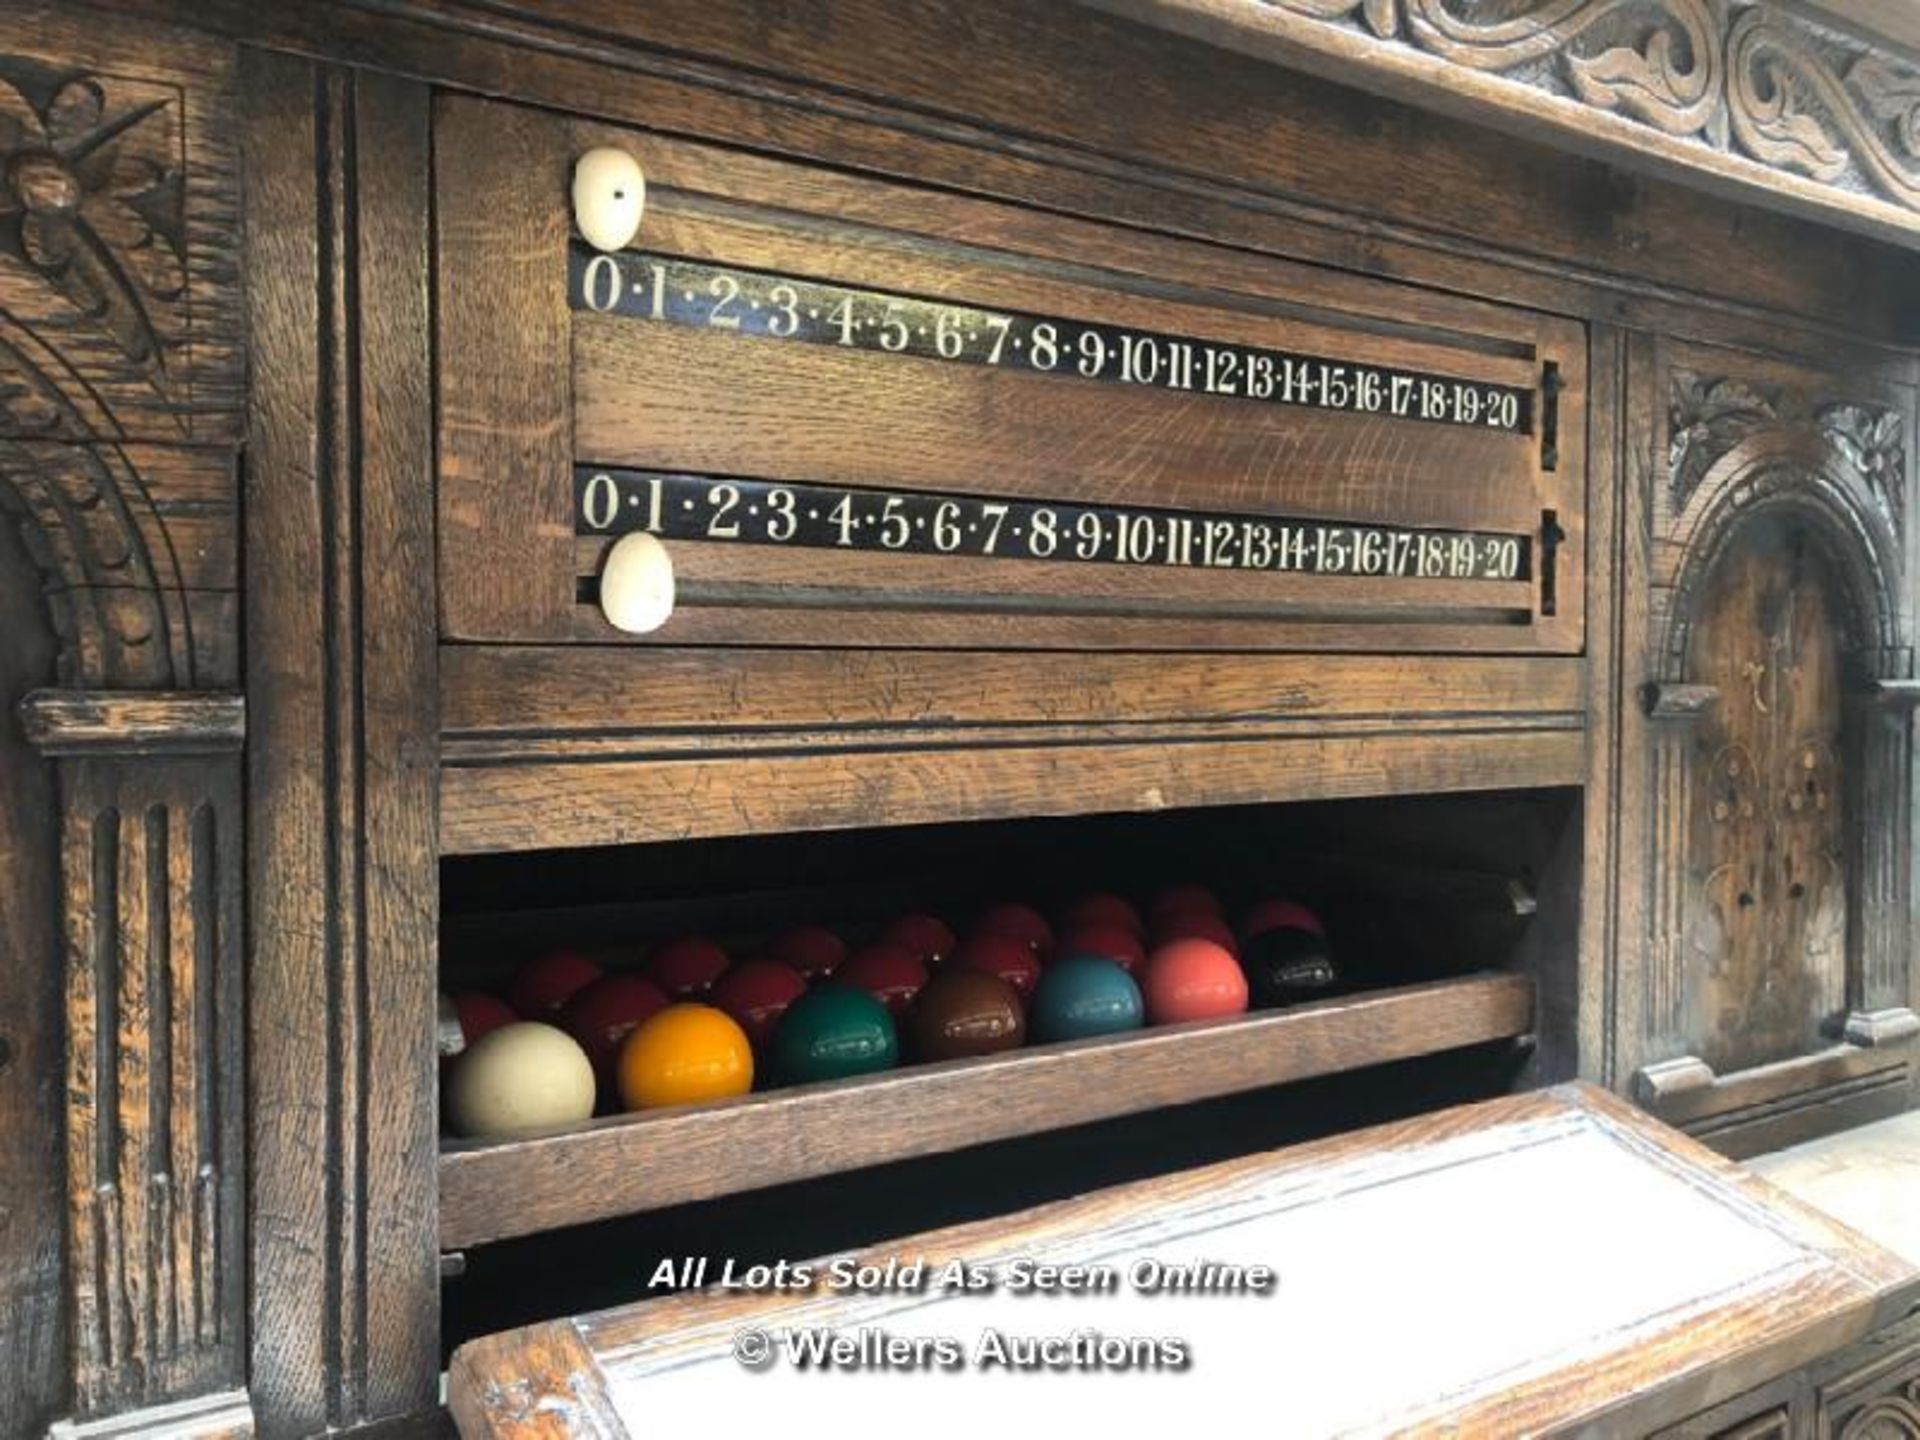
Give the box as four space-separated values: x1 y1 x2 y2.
606 1117 1811 1438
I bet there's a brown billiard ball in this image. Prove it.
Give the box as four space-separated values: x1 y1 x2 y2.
1061 892 1144 937
506 949 603 1019
641 935 732 997
882 913 958 968
1058 921 1146 974
974 902 1053 959
908 969 1026 1061
1142 938 1248 1026
766 924 847 982
953 931 1042 997
709 958 809 1051
834 942 930 1017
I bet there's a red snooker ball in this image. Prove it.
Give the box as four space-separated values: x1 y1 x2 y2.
641 935 731 997
1061 893 1144 937
451 991 519 1047
1142 937 1248 1025
835 942 930 1016
1148 884 1223 927
1153 909 1240 956
709 958 809 1050
561 973 671 1090
975 902 1053 958
765 925 847 981
507 949 603 1019
1240 898 1326 942
1058 921 1146 974
882 913 958 968
953 931 1043 998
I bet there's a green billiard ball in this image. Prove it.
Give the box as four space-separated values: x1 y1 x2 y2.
770 984 899 1086
1030 954 1144 1044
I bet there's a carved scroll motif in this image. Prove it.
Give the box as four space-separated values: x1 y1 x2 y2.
1252 0 1920 216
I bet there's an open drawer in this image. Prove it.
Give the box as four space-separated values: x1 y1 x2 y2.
436 95 1586 654
447 1083 1919 1438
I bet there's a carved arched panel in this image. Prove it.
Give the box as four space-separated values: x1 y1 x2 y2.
1683 510 1850 1072
1632 340 1917 1131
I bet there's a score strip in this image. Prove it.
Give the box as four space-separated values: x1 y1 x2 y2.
568 246 1533 436
577 468 1532 583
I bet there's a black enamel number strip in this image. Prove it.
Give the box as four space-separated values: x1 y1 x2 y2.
568 247 1532 435
577 468 1531 583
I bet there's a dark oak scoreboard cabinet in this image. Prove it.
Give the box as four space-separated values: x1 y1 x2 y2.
1 1 1918 1436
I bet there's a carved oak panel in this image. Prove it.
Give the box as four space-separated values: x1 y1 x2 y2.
1086 0 1920 246
1630 335 1918 1138
1684 513 1848 1073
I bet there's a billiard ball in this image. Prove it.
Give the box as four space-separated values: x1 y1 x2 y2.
709 959 809 1050
882 913 958 968
766 924 847 981
770 986 899 1086
908 969 1026 1061
450 991 518 1047
560 974 671 1092
835 942 929 1016
1061 893 1144 937
616 1003 754 1110
1152 909 1239 956
506 949 603 1019
974 902 1053 958
1142 938 1248 1025
1057 921 1145 974
1148 884 1222 927
641 935 731 997
953 932 1042 997
1240 898 1326 942
446 1022 597 1138
1240 927 1341 1010
1029 954 1144 1044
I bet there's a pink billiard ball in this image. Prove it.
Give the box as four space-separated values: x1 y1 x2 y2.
882 913 958 968
560 973 671 1092
954 931 1042 998
1142 937 1248 1026
975 902 1054 959
765 925 847 982
1148 884 1223 928
1240 898 1326 942
641 935 732 998
1058 921 1146 975
835 942 930 1017
451 991 519 1047
1153 909 1240 957
507 949 603 1019
1061 893 1144 937
709 958 809 1050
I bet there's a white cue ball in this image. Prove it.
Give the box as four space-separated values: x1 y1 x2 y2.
572 147 646 253
599 530 676 634
446 1022 596 1138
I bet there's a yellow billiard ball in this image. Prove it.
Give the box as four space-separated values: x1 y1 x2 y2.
616 1003 754 1111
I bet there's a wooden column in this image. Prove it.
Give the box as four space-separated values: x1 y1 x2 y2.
240 53 441 1438
21 698 250 1427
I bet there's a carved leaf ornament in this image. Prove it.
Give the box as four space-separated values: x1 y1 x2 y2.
1257 0 1920 216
